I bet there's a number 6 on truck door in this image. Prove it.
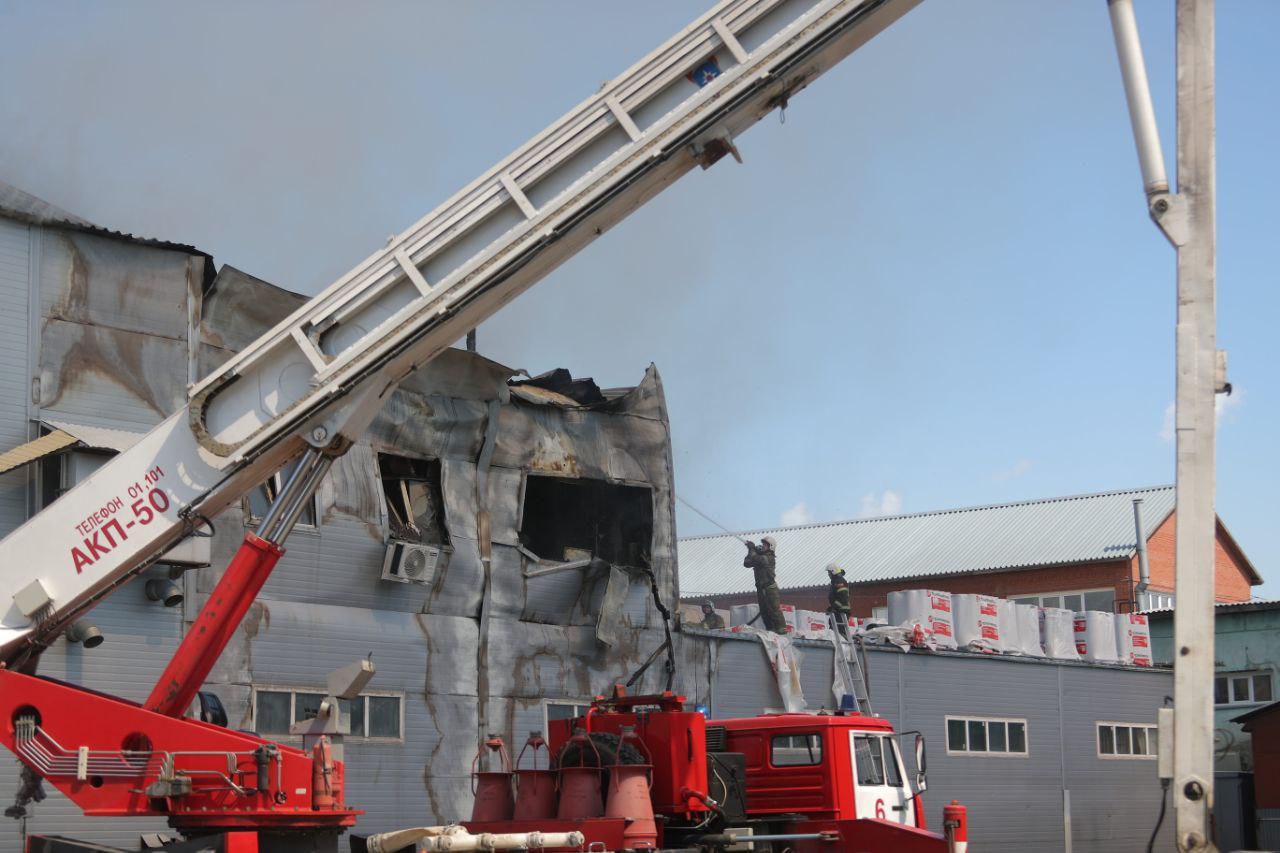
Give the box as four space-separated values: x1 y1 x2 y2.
850 732 914 826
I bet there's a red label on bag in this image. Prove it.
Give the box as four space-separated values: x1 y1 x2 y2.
1076 642 1088 654
931 595 951 613
980 602 998 617
931 620 953 638
981 625 999 640
1133 634 1150 648
1074 618 1086 632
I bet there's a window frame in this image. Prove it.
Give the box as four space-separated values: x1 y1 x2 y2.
944 715 1030 758
1214 670 1274 707
1010 588 1116 612
1096 721 1158 759
771 732 824 768
543 699 594 734
252 685 405 742
376 452 450 546
245 461 320 531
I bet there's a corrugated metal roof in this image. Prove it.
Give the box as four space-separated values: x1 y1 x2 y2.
678 486 1177 596
0 180 210 257
0 431 78 476
42 419 142 453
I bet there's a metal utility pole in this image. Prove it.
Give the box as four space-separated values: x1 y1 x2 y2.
1109 1 1224 850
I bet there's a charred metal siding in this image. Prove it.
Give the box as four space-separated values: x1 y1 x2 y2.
699 632 1174 853
0 217 31 537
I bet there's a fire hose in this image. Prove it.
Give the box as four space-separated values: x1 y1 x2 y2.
365 825 584 853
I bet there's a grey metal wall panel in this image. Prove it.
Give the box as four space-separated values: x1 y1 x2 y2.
0 217 30 537
36 317 183 429
38 231 192 340
1059 666 1174 852
710 637 783 718
899 652 1065 852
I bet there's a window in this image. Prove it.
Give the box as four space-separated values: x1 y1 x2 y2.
1214 671 1273 706
945 716 1028 756
253 688 403 740
852 734 902 786
247 457 317 527
521 476 653 567
772 733 823 767
378 454 448 545
1011 589 1114 612
545 701 592 732
38 448 113 509
1098 722 1157 758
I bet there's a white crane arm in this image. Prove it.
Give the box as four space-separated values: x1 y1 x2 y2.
0 0 921 662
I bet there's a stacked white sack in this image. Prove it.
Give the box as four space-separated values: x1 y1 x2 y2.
953 594 1003 653
1114 613 1153 667
1012 603 1046 656
1074 611 1121 663
730 604 759 631
887 589 957 650
1040 607 1081 660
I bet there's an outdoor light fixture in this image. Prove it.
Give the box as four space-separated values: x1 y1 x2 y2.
65 620 103 648
145 578 184 608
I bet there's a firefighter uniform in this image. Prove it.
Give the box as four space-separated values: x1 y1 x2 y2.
745 537 788 633
698 602 726 630
827 563 852 637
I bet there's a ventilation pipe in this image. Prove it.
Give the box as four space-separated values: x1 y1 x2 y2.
1132 498 1151 604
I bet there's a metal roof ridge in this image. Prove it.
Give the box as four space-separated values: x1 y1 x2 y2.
679 484 1177 542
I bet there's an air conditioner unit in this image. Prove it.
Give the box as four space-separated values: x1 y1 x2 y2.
381 540 444 586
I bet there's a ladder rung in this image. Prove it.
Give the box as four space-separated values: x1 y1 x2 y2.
711 18 749 65
394 249 433 297
499 172 538 220
604 95 644 143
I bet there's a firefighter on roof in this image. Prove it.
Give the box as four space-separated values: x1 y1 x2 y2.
827 563 852 638
745 537 788 633
698 601 725 630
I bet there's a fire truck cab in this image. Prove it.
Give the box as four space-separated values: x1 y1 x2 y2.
718 713 926 828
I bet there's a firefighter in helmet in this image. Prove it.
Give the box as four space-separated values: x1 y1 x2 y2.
745 536 788 633
827 563 852 638
698 601 725 630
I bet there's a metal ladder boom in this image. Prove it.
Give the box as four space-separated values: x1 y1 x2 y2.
0 0 922 663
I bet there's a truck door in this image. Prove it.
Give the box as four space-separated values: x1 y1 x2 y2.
849 732 914 826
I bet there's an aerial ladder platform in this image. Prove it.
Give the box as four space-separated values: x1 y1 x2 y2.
0 0 929 845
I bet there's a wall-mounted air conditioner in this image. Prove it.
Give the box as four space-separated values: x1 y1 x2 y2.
381 540 444 586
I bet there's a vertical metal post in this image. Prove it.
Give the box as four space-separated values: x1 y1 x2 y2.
1108 1 1220 848
1171 1 1217 849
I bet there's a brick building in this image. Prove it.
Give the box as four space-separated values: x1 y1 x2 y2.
678 486 1260 619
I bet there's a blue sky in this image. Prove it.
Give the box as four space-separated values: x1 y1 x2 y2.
2 2 1276 592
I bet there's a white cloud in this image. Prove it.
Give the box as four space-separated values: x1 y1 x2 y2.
1159 389 1242 443
993 459 1033 481
780 502 814 527
860 490 902 518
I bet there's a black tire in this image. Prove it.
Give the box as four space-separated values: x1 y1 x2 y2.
555 731 646 803
555 731 645 769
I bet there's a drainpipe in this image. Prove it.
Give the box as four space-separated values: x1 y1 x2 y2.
1132 498 1151 607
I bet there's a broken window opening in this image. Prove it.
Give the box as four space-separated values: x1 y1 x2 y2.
378 454 448 546
520 476 653 569
248 457 317 528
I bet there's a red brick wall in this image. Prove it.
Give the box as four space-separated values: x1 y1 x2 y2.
685 512 1258 614
691 561 1131 617
1134 511 1254 603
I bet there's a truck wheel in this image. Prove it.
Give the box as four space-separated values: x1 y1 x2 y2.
555 731 645 768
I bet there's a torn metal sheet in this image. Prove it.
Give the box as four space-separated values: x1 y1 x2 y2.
595 565 631 646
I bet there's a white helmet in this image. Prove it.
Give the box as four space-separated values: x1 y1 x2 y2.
761 536 776 549
826 563 845 576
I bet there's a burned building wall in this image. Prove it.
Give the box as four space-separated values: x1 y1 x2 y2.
186 266 690 830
